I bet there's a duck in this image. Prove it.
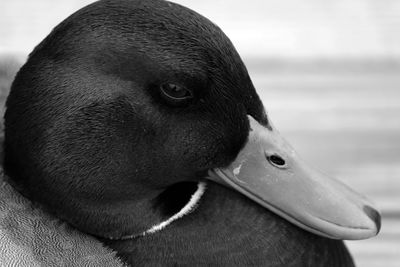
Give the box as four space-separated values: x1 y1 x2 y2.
2 0 380 266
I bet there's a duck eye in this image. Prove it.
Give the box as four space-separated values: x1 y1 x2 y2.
160 83 193 104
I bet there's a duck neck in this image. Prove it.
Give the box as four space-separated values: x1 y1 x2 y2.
108 182 207 240
100 182 354 266
53 180 206 240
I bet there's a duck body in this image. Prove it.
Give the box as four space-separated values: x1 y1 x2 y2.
3 0 378 266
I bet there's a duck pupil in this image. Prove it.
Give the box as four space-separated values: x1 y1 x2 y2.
169 84 184 96
162 83 189 99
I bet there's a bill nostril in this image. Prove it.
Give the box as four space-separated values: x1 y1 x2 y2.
363 205 382 233
266 154 287 168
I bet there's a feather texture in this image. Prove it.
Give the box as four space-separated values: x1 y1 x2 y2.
0 168 124 267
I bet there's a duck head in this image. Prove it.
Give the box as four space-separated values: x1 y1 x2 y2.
4 0 380 241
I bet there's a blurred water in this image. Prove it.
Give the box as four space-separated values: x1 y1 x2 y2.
247 63 400 267
1 0 400 58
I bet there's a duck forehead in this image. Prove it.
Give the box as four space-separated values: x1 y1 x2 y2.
42 0 247 87
109 1 247 76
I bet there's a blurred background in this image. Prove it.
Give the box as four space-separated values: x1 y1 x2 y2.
1 0 399 266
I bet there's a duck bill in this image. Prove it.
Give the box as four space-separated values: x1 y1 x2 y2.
208 115 380 240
